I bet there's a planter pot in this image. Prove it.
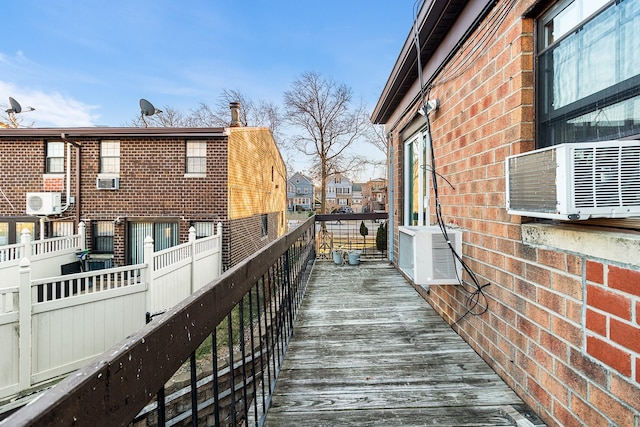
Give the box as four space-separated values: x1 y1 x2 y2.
348 250 361 266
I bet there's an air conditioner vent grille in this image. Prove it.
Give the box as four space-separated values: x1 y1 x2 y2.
508 148 557 212
432 234 458 280
573 145 640 208
28 195 44 212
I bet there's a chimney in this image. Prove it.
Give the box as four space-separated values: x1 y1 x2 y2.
229 102 242 127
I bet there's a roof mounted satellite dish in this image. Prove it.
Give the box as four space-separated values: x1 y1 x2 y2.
5 97 35 128
7 97 22 114
139 98 162 127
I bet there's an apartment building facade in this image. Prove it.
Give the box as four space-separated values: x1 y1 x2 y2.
0 125 287 270
373 0 640 425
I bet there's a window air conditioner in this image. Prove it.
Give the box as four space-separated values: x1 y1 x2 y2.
96 177 120 190
398 225 462 287
506 141 640 220
26 192 62 215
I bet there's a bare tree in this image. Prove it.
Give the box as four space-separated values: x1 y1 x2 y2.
126 105 190 127
188 89 283 137
360 119 389 179
127 89 282 141
283 71 370 214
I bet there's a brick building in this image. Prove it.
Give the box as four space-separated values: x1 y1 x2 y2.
361 178 387 213
0 123 287 270
373 0 640 426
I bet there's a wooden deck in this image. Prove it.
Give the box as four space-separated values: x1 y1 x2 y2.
263 261 545 426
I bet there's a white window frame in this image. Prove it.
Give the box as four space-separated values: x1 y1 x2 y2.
99 140 120 175
185 140 207 176
404 130 431 226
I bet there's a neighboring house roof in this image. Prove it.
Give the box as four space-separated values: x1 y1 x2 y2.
0 127 227 138
288 172 313 185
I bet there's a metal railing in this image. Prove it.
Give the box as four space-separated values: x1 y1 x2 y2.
1 216 316 427
314 212 388 260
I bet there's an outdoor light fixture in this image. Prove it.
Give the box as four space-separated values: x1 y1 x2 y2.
418 98 439 116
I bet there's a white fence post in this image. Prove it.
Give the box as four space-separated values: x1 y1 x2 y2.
143 236 155 314
18 258 32 391
217 222 223 275
189 227 196 294
78 222 86 251
20 228 32 259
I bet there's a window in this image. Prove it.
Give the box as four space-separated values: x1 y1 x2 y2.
16 222 35 240
294 197 310 206
92 221 114 254
404 130 430 226
0 220 38 245
0 223 7 246
192 221 216 238
261 214 268 237
100 141 120 173
186 141 207 174
128 221 178 264
50 221 74 237
46 142 64 173
537 0 640 146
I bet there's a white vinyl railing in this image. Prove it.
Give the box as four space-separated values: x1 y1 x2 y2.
0 225 86 292
0 224 223 403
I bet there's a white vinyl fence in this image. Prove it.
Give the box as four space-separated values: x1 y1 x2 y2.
0 224 222 402
0 225 86 291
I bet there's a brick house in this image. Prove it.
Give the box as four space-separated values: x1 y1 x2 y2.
373 1 640 426
286 172 314 211
361 178 387 213
0 122 287 270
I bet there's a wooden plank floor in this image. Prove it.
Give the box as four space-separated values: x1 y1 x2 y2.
263 261 545 427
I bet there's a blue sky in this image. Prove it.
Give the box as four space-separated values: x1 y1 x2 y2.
1 1 416 178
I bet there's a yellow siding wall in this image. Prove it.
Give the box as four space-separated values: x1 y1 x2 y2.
227 127 288 236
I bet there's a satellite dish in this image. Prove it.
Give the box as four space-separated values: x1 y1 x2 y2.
5 97 34 127
7 97 22 114
140 98 162 116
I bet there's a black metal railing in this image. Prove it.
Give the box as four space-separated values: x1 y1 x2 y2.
2 216 316 427
314 212 388 260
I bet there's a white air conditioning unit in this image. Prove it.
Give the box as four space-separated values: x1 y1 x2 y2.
96 177 120 190
26 192 62 215
506 141 640 220
398 225 462 287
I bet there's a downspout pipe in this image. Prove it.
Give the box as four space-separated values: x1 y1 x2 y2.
60 133 82 228
387 129 394 263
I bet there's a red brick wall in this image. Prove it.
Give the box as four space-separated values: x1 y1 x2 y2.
0 130 287 270
228 212 280 267
388 1 640 426
0 135 229 266
0 139 56 215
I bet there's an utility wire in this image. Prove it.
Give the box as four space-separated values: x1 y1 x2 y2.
412 0 489 323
